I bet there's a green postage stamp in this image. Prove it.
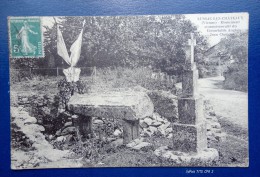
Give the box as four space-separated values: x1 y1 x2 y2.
9 17 44 58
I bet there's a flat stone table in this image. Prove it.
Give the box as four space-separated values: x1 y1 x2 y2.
67 91 154 143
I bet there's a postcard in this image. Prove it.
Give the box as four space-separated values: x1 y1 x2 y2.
9 13 248 169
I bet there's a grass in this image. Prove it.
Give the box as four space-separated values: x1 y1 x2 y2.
209 116 248 167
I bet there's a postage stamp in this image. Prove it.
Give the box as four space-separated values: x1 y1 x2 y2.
8 17 44 58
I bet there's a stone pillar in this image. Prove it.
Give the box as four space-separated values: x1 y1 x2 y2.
72 114 93 139
123 119 140 144
172 33 207 153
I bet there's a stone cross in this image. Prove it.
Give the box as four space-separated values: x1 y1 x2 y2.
188 33 196 65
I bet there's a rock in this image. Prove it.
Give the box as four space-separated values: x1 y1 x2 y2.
209 111 216 116
24 116 37 124
23 124 45 134
113 129 122 137
213 128 221 133
148 126 158 135
41 107 51 115
93 119 104 124
107 137 117 142
56 129 62 136
152 112 165 122
61 127 76 135
132 142 152 151
151 121 162 127
206 131 213 137
167 133 173 139
211 122 221 129
49 135 54 140
215 132 226 142
159 122 171 130
64 122 73 127
140 120 149 128
154 146 169 156
158 122 171 136
111 139 123 147
126 138 144 148
71 115 79 119
56 136 66 142
143 117 153 126
206 124 211 131
158 127 166 136
143 129 152 137
165 127 173 135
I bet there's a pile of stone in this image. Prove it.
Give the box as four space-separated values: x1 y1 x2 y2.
204 100 226 145
206 115 226 145
11 106 71 169
140 112 173 138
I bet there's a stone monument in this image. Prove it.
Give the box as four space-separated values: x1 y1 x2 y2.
154 33 219 164
172 33 207 153
67 91 154 144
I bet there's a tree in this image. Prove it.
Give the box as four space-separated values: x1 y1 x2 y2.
42 15 209 76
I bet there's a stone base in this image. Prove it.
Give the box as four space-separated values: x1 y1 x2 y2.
172 123 207 153
154 146 219 165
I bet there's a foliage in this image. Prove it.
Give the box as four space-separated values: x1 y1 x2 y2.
89 67 178 94
222 32 248 92
43 15 209 75
57 78 87 110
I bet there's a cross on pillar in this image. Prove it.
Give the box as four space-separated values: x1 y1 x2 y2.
188 33 196 65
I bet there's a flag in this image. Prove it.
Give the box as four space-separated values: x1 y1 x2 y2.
57 20 85 82
57 26 70 65
69 27 84 67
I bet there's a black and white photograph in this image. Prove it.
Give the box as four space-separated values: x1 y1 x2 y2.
9 13 248 169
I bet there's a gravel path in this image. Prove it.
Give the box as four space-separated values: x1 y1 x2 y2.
198 76 248 130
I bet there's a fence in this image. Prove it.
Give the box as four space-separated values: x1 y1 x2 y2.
10 67 97 82
150 71 178 85
10 66 177 86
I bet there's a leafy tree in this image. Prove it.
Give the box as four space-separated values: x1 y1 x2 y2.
42 15 209 76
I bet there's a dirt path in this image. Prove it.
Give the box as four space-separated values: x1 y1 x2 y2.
198 76 248 130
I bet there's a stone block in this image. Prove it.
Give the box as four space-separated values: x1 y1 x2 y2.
182 68 199 97
172 122 207 153
123 119 140 144
178 96 204 125
68 92 154 121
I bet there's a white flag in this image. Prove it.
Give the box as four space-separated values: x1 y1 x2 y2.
69 28 84 67
57 20 85 82
57 26 70 65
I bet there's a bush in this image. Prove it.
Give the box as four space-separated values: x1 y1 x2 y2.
223 64 247 92
91 67 177 93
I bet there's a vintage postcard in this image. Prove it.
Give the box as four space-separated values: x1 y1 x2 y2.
9 13 248 169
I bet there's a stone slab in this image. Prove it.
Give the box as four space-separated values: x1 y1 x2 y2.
68 91 154 120
178 96 204 125
172 122 207 153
